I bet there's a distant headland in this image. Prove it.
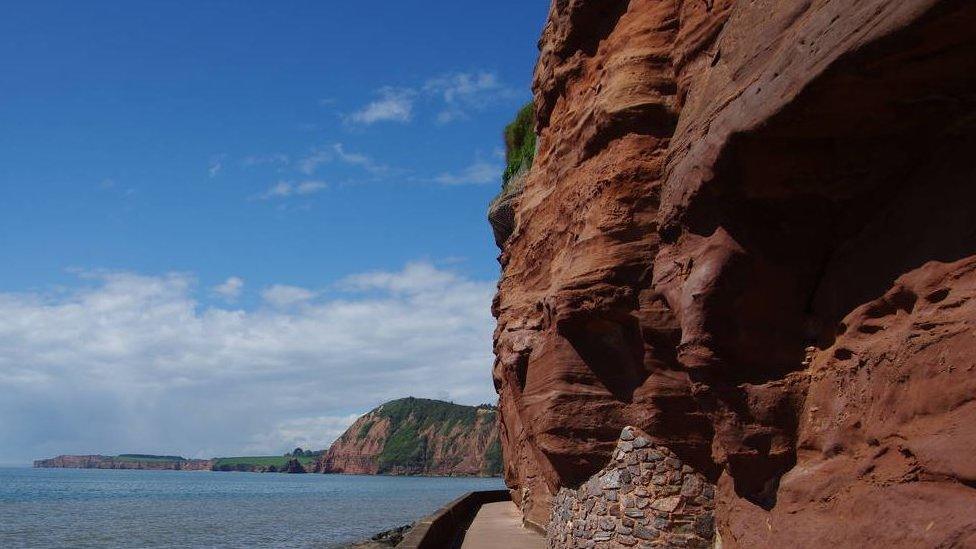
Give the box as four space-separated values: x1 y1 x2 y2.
35 397 502 477
32 452 316 473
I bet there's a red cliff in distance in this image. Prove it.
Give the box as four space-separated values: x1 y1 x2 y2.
491 0 976 546
315 398 502 477
33 455 213 471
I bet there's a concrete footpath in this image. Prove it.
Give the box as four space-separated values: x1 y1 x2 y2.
459 501 545 549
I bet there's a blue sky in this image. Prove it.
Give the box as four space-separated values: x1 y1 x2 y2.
0 1 549 464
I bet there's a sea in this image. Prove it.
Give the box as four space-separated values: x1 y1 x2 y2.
0 467 505 548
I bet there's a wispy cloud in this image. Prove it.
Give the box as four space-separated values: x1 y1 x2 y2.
213 276 244 302
348 71 519 127
347 87 415 125
256 180 327 200
424 71 518 123
298 148 331 175
96 178 137 198
296 181 327 194
346 70 522 125
0 263 494 462
432 151 504 185
208 155 225 178
332 143 387 174
242 154 290 168
296 143 388 177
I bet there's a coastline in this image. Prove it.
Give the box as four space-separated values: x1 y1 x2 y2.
1 467 504 548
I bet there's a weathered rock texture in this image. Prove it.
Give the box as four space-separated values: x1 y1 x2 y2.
492 0 976 546
548 426 715 548
315 397 502 476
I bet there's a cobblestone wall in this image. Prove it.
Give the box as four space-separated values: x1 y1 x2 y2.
547 427 715 548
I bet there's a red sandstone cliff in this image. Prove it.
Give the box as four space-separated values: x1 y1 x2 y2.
315 398 502 477
492 0 976 546
33 455 213 471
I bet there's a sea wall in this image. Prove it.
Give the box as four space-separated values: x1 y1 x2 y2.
547 427 714 548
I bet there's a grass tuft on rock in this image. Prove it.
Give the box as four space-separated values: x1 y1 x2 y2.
501 101 536 190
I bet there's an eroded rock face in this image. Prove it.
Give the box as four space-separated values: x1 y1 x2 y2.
492 0 976 545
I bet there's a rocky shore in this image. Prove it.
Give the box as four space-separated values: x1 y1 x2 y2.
344 524 413 548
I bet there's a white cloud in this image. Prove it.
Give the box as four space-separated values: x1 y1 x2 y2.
261 284 317 308
296 142 389 177
296 181 327 194
248 414 360 454
433 159 503 186
332 143 387 174
208 155 224 178
261 181 293 199
299 148 331 175
342 261 462 294
348 87 415 125
213 277 244 301
256 180 327 200
242 154 290 168
261 181 294 200
423 71 518 123
348 71 517 127
425 71 502 102
0 263 496 464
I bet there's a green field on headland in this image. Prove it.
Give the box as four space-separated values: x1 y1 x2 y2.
212 456 317 469
114 454 185 463
35 450 323 473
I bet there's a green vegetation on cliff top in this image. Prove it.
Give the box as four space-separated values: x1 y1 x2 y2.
115 454 186 462
375 397 489 429
212 455 317 469
501 101 536 190
362 397 500 475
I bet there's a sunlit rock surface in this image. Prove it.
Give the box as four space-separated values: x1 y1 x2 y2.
492 0 976 546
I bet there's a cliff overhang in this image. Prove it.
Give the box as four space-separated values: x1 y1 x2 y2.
492 0 976 546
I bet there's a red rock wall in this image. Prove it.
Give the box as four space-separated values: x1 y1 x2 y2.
492 0 976 545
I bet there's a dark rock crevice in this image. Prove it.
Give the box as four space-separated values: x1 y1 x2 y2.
666 0 976 520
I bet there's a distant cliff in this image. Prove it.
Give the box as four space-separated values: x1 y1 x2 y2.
315 397 501 476
34 454 212 471
211 455 315 473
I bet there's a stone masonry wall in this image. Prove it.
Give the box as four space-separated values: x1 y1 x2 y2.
547 427 715 548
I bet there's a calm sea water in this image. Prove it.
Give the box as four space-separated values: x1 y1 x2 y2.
0 467 504 548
